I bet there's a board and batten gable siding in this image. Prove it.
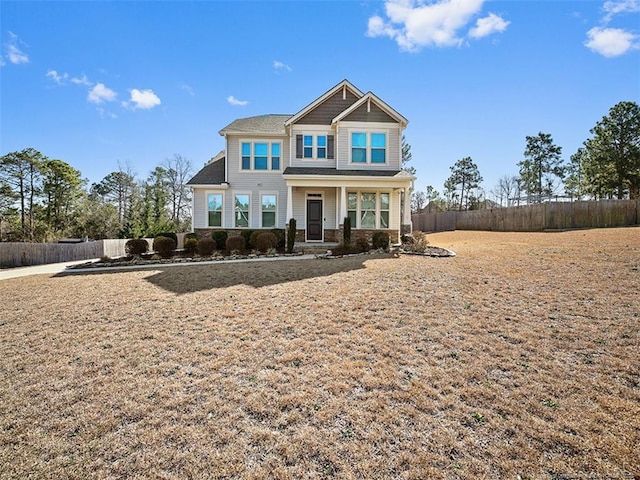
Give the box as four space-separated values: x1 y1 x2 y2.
342 102 397 123
336 121 402 171
289 125 337 168
294 90 360 125
224 135 289 229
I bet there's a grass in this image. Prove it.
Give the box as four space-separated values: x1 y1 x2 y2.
0 228 639 479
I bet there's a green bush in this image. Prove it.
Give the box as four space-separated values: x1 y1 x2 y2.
249 230 262 250
255 232 277 252
197 237 216 256
185 232 198 241
241 230 255 249
343 216 352 245
357 239 371 253
153 236 176 258
271 229 285 250
372 232 390 250
226 235 245 254
184 237 198 255
286 218 296 254
211 230 228 250
125 238 149 256
153 232 178 245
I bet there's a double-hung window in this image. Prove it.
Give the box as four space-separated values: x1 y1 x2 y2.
296 134 334 160
235 194 250 228
303 136 313 158
261 194 277 228
240 142 282 171
346 191 391 229
207 193 223 227
350 132 387 164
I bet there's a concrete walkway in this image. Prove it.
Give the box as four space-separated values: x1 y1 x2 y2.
0 255 319 280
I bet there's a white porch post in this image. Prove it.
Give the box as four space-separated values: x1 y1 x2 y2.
339 186 347 225
403 187 412 226
286 185 293 223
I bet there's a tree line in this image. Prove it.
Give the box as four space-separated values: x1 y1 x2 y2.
0 151 193 242
411 101 640 213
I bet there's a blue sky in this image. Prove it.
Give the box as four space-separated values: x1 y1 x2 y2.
1 0 639 199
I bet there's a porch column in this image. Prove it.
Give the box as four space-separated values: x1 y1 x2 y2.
286 185 293 223
403 187 412 227
339 186 347 225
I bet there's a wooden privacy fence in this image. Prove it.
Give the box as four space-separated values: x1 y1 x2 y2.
412 200 640 233
0 239 153 268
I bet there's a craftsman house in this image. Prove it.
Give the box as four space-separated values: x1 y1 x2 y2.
187 79 414 244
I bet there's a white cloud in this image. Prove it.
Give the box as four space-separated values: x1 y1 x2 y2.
127 88 161 109
273 60 292 72
71 75 92 86
585 26 639 56
46 70 69 84
469 12 510 38
88 83 117 104
602 0 640 22
366 0 507 51
181 84 195 96
5 32 29 64
227 95 248 106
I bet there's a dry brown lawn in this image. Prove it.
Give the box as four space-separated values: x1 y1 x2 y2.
1 228 639 479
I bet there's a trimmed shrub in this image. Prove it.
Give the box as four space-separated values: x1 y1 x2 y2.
372 232 390 250
403 231 430 253
185 232 198 241
125 238 149 256
286 218 296 254
343 216 351 245
271 228 285 250
212 231 228 250
184 237 198 255
154 232 178 245
226 235 246 254
241 230 255 249
153 236 176 258
249 230 262 250
256 232 277 252
197 237 216 256
357 239 371 253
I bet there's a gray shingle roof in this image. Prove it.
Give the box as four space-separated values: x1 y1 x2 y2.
283 167 402 177
186 157 225 185
219 114 292 135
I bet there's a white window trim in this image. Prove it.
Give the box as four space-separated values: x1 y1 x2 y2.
259 191 279 229
233 191 252 229
206 191 224 228
349 130 388 165
346 190 391 229
301 133 331 161
239 140 282 172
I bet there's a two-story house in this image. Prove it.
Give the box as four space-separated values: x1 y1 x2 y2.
187 79 414 244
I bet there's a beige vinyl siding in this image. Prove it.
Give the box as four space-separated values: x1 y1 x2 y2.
336 122 401 171
225 135 289 229
192 188 207 229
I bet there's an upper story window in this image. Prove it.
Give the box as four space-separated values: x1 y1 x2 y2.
350 132 387 164
241 141 281 171
296 134 334 160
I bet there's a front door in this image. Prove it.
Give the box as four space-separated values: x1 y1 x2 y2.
306 199 323 241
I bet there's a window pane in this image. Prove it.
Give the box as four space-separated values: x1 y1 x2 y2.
304 147 313 158
303 135 313 146
317 147 326 159
242 157 250 170
347 192 358 209
254 143 268 156
371 133 386 148
236 212 248 228
235 194 249 228
255 157 268 170
271 156 280 170
347 210 357 227
352 148 366 163
242 143 251 156
361 193 376 210
271 143 280 156
361 210 375 228
262 212 276 228
262 194 276 211
380 211 389 229
371 149 386 163
235 194 249 209
208 211 221 227
207 194 222 212
317 136 327 147
352 132 366 147
380 193 390 210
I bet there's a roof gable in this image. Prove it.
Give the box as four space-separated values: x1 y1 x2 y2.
332 92 408 126
285 79 364 127
219 114 291 136
187 155 226 186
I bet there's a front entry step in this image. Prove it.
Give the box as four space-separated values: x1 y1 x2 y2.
294 242 340 254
